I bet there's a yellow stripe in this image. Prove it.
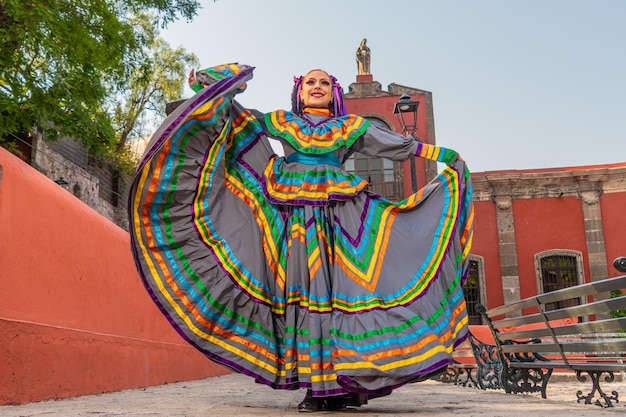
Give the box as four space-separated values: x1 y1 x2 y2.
298 366 311 375
333 344 448 372
310 373 339 383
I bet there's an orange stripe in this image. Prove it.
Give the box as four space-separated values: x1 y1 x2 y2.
333 333 440 362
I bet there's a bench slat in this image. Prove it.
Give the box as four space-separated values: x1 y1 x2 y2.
543 297 624 321
500 340 626 354
484 275 626 318
509 362 625 371
491 297 626 329
497 318 626 340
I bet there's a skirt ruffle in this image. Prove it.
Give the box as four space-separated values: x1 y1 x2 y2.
263 155 369 205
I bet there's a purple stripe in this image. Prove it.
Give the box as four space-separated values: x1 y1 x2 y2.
301 113 332 127
334 358 451 396
263 189 363 207
334 197 371 246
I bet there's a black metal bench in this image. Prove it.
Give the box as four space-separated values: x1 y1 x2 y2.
439 328 505 390
475 273 626 408
439 336 480 387
467 330 503 390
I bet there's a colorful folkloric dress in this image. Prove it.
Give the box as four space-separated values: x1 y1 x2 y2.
129 64 474 398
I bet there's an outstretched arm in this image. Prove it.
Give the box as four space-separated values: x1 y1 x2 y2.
188 64 251 93
352 124 417 161
414 141 459 165
353 124 459 165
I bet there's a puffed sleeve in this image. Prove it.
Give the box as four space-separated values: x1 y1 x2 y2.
351 124 418 161
352 124 460 165
188 64 252 94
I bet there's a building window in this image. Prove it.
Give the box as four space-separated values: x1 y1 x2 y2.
343 117 403 201
463 256 485 325
344 154 400 199
535 250 584 313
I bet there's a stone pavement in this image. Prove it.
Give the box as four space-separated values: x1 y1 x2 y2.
1 372 625 417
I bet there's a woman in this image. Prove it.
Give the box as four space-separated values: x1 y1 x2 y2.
129 64 473 412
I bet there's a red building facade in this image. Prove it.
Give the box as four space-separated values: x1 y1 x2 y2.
343 72 626 323
471 164 626 321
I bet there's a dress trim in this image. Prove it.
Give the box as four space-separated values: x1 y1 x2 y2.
264 110 369 153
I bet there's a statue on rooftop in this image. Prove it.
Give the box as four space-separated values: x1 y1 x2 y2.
356 38 371 75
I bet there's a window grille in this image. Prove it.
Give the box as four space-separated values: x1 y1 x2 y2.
463 260 482 325
342 117 403 201
539 254 581 312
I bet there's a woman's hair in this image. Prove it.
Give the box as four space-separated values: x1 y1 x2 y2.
291 70 346 117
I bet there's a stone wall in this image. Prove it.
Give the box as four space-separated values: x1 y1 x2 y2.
30 134 130 231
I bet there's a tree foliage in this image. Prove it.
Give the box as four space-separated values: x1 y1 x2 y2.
110 13 199 154
0 0 201 157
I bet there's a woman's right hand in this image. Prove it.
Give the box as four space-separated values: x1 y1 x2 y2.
188 69 197 88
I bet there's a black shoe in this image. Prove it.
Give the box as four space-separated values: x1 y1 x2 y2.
297 390 324 413
340 391 390 408
298 390 352 412
323 396 349 411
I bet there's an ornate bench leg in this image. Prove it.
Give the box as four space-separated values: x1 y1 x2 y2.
438 366 459 384
457 367 479 388
504 366 552 398
466 367 479 388
575 370 619 408
469 334 503 390
456 367 467 386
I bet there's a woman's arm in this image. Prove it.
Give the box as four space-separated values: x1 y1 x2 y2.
352 125 418 161
352 124 459 165
188 64 251 93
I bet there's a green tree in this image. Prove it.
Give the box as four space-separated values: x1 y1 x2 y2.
110 13 199 156
0 0 201 156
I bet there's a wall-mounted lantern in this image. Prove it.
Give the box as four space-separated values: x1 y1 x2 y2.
393 93 419 135
393 93 420 192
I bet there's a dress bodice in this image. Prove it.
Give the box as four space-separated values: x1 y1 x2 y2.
262 110 371 205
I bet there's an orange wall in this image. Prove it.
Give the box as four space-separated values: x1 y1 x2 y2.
512 196 588 299
601 191 626 277
471 201 504 308
0 147 229 405
470 187 625 312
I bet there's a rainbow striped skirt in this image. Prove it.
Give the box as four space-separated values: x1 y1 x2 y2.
129 65 474 397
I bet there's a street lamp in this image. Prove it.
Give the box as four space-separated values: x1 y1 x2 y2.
393 93 420 192
393 93 419 134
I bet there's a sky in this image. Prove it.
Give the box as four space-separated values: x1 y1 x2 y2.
159 0 626 173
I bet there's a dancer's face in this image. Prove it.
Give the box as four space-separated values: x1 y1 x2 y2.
300 70 333 109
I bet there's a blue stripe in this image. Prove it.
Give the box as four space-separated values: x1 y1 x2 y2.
286 152 341 167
